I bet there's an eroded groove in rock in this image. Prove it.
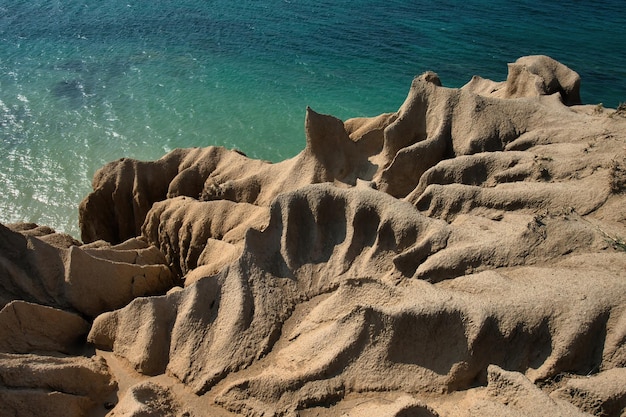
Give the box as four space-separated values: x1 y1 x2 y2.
214 257 626 415
411 211 611 282
87 181 625 415
243 184 451 285
142 196 270 279
88 184 452 393
412 175 611 223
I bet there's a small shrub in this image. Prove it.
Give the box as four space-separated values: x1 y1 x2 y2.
609 158 626 193
609 102 626 118
609 235 626 252
593 103 605 115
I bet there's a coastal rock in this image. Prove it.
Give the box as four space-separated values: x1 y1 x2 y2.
550 368 626 416
0 353 116 417
6 222 81 248
468 365 590 416
79 109 370 245
142 196 270 279
214 256 625 415
13 56 626 415
0 300 89 354
63 243 174 317
78 147 256 244
106 381 191 417
88 184 451 382
89 180 625 415
78 60 577 243
462 55 582 104
340 396 441 417
0 223 175 317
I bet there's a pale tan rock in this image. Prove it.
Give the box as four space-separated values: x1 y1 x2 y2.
88 184 451 389
82 237 170 266
142 196 270 277
0 390 94 417
89 179 626 415
79 108 371 245
464 365 590 416
64 244 174 317
107 381 191 417
214 257 626 415
0 223 175 317
412 211 610 282
0 300 89 354
551 368 626 417
6 222 81 248
13 55 626 416
0 353 116 416
602 307 626 369
89 294 177 376
340 395 440 417
462 55 581 104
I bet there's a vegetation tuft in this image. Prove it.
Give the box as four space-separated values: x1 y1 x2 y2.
609 102 626 118
609 158 626 193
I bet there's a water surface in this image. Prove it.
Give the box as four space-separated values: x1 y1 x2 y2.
1 0 625 237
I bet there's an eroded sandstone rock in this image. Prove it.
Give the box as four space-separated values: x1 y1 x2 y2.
0 301 89 354
0 224 175 317
0 353 116 417
9 56 626 416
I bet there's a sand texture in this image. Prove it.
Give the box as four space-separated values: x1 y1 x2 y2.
1 55 626 416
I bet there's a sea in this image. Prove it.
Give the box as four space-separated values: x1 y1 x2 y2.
1 0 625 238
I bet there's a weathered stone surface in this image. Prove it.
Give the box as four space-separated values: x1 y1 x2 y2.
0 300 89 354
10 56 626 416
0 224 175 317
0 353 116 416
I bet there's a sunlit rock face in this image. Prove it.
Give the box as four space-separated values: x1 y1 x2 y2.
3 56 626 417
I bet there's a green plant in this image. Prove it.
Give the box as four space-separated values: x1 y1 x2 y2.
609 235 626 252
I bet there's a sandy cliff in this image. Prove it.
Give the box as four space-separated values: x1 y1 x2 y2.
1 55 625 416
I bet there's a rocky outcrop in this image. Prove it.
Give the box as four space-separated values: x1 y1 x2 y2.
6 56 626 416
0 301 89 354
77 57 590 247
551 368 626 416
0 223 175 317
90 250 626 415
78 105 380 246
106 381 191 417
463 55 582 104
469 365 590 416
0 225 173 417
0 353 116 417
142 196 270 278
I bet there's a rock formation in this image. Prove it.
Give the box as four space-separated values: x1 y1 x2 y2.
0 353 116 417
2 55 626 416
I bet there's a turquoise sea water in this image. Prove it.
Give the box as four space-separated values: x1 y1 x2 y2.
1 1 625 238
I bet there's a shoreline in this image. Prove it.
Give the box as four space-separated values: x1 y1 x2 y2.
1 55 626 417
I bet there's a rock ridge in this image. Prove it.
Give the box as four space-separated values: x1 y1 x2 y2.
2 55 626 416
